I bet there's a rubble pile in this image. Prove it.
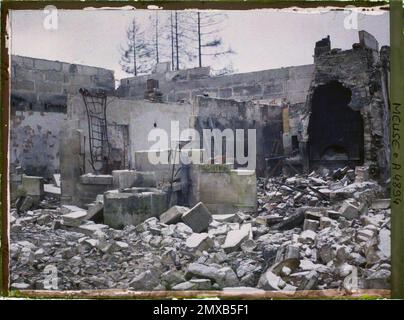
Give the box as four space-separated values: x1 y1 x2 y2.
10 166 391 292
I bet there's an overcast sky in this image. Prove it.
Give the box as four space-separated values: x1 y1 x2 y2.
9 8 389 83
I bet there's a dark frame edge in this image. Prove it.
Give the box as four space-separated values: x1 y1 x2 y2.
0 1 10 297
390 0 404 300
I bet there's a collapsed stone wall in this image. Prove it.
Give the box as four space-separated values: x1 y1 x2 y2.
117 64 314 104
10 111 67 178
10 55 115 178
286 31 390 180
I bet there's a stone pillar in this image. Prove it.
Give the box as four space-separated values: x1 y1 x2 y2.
60 120 83 205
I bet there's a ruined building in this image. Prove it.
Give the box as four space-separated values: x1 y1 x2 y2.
10 30 390 191
9 30 392 292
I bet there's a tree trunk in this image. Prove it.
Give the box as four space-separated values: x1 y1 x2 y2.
170 12 174 71
175 11 179 70
198 12 202 68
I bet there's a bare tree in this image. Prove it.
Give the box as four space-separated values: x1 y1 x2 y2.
119 18 153 76
181 11 235 71
167 11 198 70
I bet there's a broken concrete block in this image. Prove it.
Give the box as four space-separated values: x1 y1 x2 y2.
327 210 342 220
318 244 334 264
76 223 108 236
364 269 390 289
61 211 88 227
339 199 361 220
86 201 103 221
22 175 44 197
16 196 35 213
103 188 167 229
371 199 390 210
112 170 137 189
172 279 212 290
319 216 333 229
80 173 113 185
257 269 286 290
305 209 324 220
53 174 61 187
222 225 250 253
355 166 369 183
378 228 391 259
60 205 86 215
181 202 212 233
303 219 319 231
298 230 317 244
297 270 318 290
271 245 301 274
357 228 376 243
160 205 189 225
185 233 214 253
185 263 239 288
212 214 236 223
44 184 61 195
129 270 159 290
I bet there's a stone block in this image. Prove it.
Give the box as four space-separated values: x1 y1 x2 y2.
298 230 317 244
339 199 361 220
22 175 44 197
160 205 189 225
53 174 61 187
181 202 212 233
103 188 167 229
355 166 369 183
212 214 237 223
86 201 103 221
80 174 113 185
371 198 390 210
257 270 286 291
185 233 214 253
112 170 138 189
62 211 88 227
222 224 251 253
34 59 62 71
12 79 35 91
60 204 85 214
303 219 319 231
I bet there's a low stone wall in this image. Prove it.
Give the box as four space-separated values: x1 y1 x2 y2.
117 64 314 105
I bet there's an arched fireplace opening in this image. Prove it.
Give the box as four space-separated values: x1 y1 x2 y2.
307 81 364 170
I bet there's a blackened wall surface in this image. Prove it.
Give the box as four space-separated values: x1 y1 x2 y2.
193 96 284 176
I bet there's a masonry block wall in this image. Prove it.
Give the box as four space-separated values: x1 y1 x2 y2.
11 55 115 112
10 55 115 177
117 64 314 104
193 96 284 176
67 95 193 174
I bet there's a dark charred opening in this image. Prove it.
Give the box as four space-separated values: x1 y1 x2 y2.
308 81 364 170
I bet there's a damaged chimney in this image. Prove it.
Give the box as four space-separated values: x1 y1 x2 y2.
314 35 331 58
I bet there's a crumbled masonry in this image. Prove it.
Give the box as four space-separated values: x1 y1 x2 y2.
10 167 390 291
